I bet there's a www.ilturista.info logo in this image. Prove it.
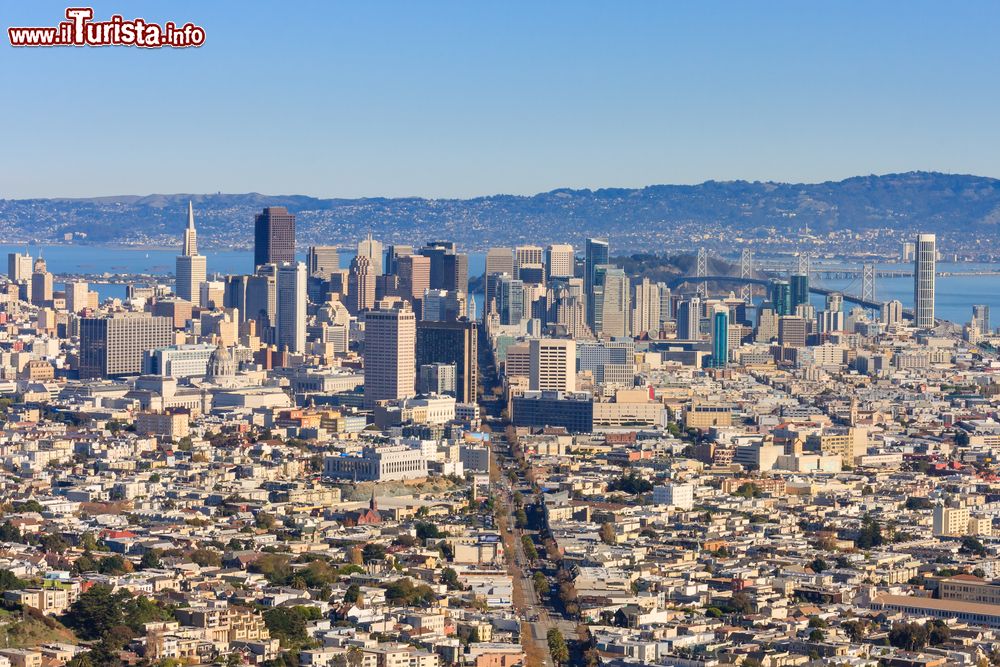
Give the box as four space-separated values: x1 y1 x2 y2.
8 7 205 48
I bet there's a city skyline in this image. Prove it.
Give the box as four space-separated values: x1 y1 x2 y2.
5 2 1000 198
4 4 1000 666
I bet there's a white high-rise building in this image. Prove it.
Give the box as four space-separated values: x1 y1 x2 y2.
881 300 903 327
7 253 31 283
65 281 92 314
658 284 673 326
545 244 575 279
175 201 207 306
364 301 416 408
631 277 661 336
529 338 576 393
914 233 936 328
275 261 307 353
973 304 991 335
677 298 701 340
594 266 630 338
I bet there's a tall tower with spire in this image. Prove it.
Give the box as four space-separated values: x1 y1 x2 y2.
176 201 207 307
183 201 198 256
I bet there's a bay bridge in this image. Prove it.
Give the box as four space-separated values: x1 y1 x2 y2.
665 249 917 319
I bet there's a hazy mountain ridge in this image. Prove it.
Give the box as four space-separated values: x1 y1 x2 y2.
2 172 999 252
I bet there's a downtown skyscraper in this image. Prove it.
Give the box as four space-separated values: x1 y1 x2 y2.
711 307 729 368
545 244 575 280
585 238 609 296
914 232 936 329
176 201 207 306
357 233 384 275
275 261 307 354
416 318 478 404
254 206 296 269
592 265 630 339
364 301 416 408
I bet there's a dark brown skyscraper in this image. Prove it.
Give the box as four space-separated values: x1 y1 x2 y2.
419 240 468 294
415 318 478 404
254 207 296 268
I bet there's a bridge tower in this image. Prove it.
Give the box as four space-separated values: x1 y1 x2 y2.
696 247 708 299
739 248 753 303
862 263 876 302
795 252 810 276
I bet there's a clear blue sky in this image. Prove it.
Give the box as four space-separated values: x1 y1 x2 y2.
3 1 1000 199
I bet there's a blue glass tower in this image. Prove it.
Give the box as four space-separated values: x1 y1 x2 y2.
770 279 792 316
711 309 728 368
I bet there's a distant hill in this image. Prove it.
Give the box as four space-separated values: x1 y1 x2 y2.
2 172 999 252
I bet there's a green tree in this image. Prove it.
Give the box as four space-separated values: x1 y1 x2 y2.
729 591 753 614
362 543 386 563
393 534 417 548
599 522 616 545
38 533 69 553
0 569 26 592
383 578 436 606
521 536 538 560
855 515 884 549
80 532 99 551
343 584 362 605
0 521 22 543
888 621 929 651
263 607 309 646
139 549 162 570
533 571 550 596
809 558 828 573
190 548 223 567
546 628 569 665
927 619 951 645
62 585 128 640
73 553 97 574
415 523 446 540
122 595 172 633
15 500 44 513
441 568 462 591
842 619 869 641
65 654 95 667
960 536 988 557
97 554 132 575
607 473 653 495
732 482 763 498
249 553 293 585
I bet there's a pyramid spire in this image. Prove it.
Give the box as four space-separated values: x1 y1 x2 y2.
182 201 198 256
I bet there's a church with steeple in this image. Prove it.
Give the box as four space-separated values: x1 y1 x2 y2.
341 487 382 526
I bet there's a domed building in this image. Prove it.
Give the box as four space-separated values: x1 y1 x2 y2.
206 342 236 383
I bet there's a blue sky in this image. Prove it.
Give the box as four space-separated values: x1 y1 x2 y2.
2 1 999 198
